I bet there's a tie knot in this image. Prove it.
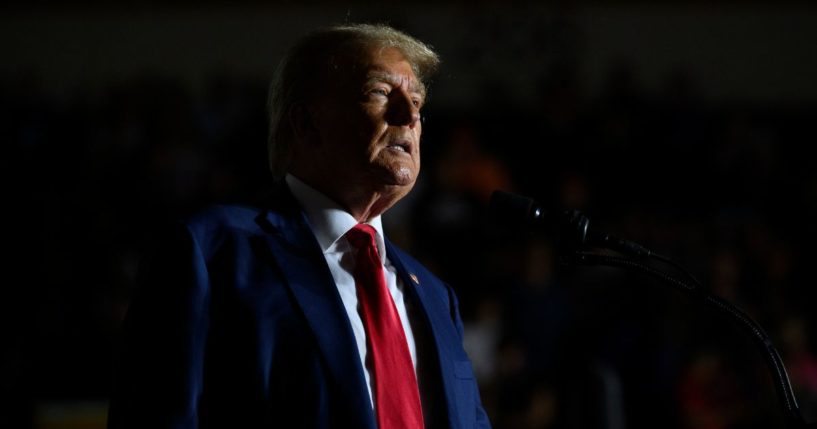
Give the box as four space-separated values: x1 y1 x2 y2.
346 223 377 250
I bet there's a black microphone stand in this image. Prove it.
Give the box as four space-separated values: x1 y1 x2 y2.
490 191 815 428
570 235 811 428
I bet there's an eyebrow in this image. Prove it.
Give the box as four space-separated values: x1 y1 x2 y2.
365 69 426 98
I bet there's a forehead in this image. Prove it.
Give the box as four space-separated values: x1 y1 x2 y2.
339 46 424 92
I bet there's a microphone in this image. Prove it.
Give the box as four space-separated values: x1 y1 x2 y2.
488 190 654 256
488 190 590 247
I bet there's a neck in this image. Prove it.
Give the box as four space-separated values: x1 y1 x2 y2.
343 191 396 222
288 171 401 222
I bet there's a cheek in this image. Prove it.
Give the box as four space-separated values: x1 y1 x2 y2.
415 127 422 162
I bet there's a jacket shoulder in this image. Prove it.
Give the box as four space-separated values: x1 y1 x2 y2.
186 204 264 233
176 204 269 258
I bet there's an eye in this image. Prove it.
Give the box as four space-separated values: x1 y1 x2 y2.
369 87 389 97
412 98 423 108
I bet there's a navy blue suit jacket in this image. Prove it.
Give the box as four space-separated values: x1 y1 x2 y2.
108 188 491 429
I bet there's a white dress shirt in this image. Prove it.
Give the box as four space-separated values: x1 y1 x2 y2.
285 174 418 409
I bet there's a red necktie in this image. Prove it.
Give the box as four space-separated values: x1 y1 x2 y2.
346 224 425 429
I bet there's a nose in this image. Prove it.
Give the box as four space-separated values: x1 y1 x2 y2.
386 88 421 128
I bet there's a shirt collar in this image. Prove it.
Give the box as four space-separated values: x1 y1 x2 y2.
285 174 387 263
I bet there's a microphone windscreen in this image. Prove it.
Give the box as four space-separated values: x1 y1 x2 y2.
489 190 537 223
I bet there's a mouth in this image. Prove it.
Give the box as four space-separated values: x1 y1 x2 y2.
386 139 413 155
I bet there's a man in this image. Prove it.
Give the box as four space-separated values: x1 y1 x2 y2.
108 24 491 429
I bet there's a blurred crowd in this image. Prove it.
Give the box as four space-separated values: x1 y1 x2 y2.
3 59 817 429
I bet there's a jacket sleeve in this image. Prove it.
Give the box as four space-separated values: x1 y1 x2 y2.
108 223 211 429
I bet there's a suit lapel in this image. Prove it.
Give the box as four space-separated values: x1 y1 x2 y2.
256 188 376 429
385 241 465 429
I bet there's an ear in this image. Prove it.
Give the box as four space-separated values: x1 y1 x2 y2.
288 102 320 145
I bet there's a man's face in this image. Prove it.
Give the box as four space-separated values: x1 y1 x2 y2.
307 46 425 204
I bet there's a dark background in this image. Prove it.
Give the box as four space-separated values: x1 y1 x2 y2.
4 1 817 428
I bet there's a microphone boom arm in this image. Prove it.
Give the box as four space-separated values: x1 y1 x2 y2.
565 249 809 428
489 190 813 428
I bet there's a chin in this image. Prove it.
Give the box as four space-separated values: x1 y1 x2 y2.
391 166 417 187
